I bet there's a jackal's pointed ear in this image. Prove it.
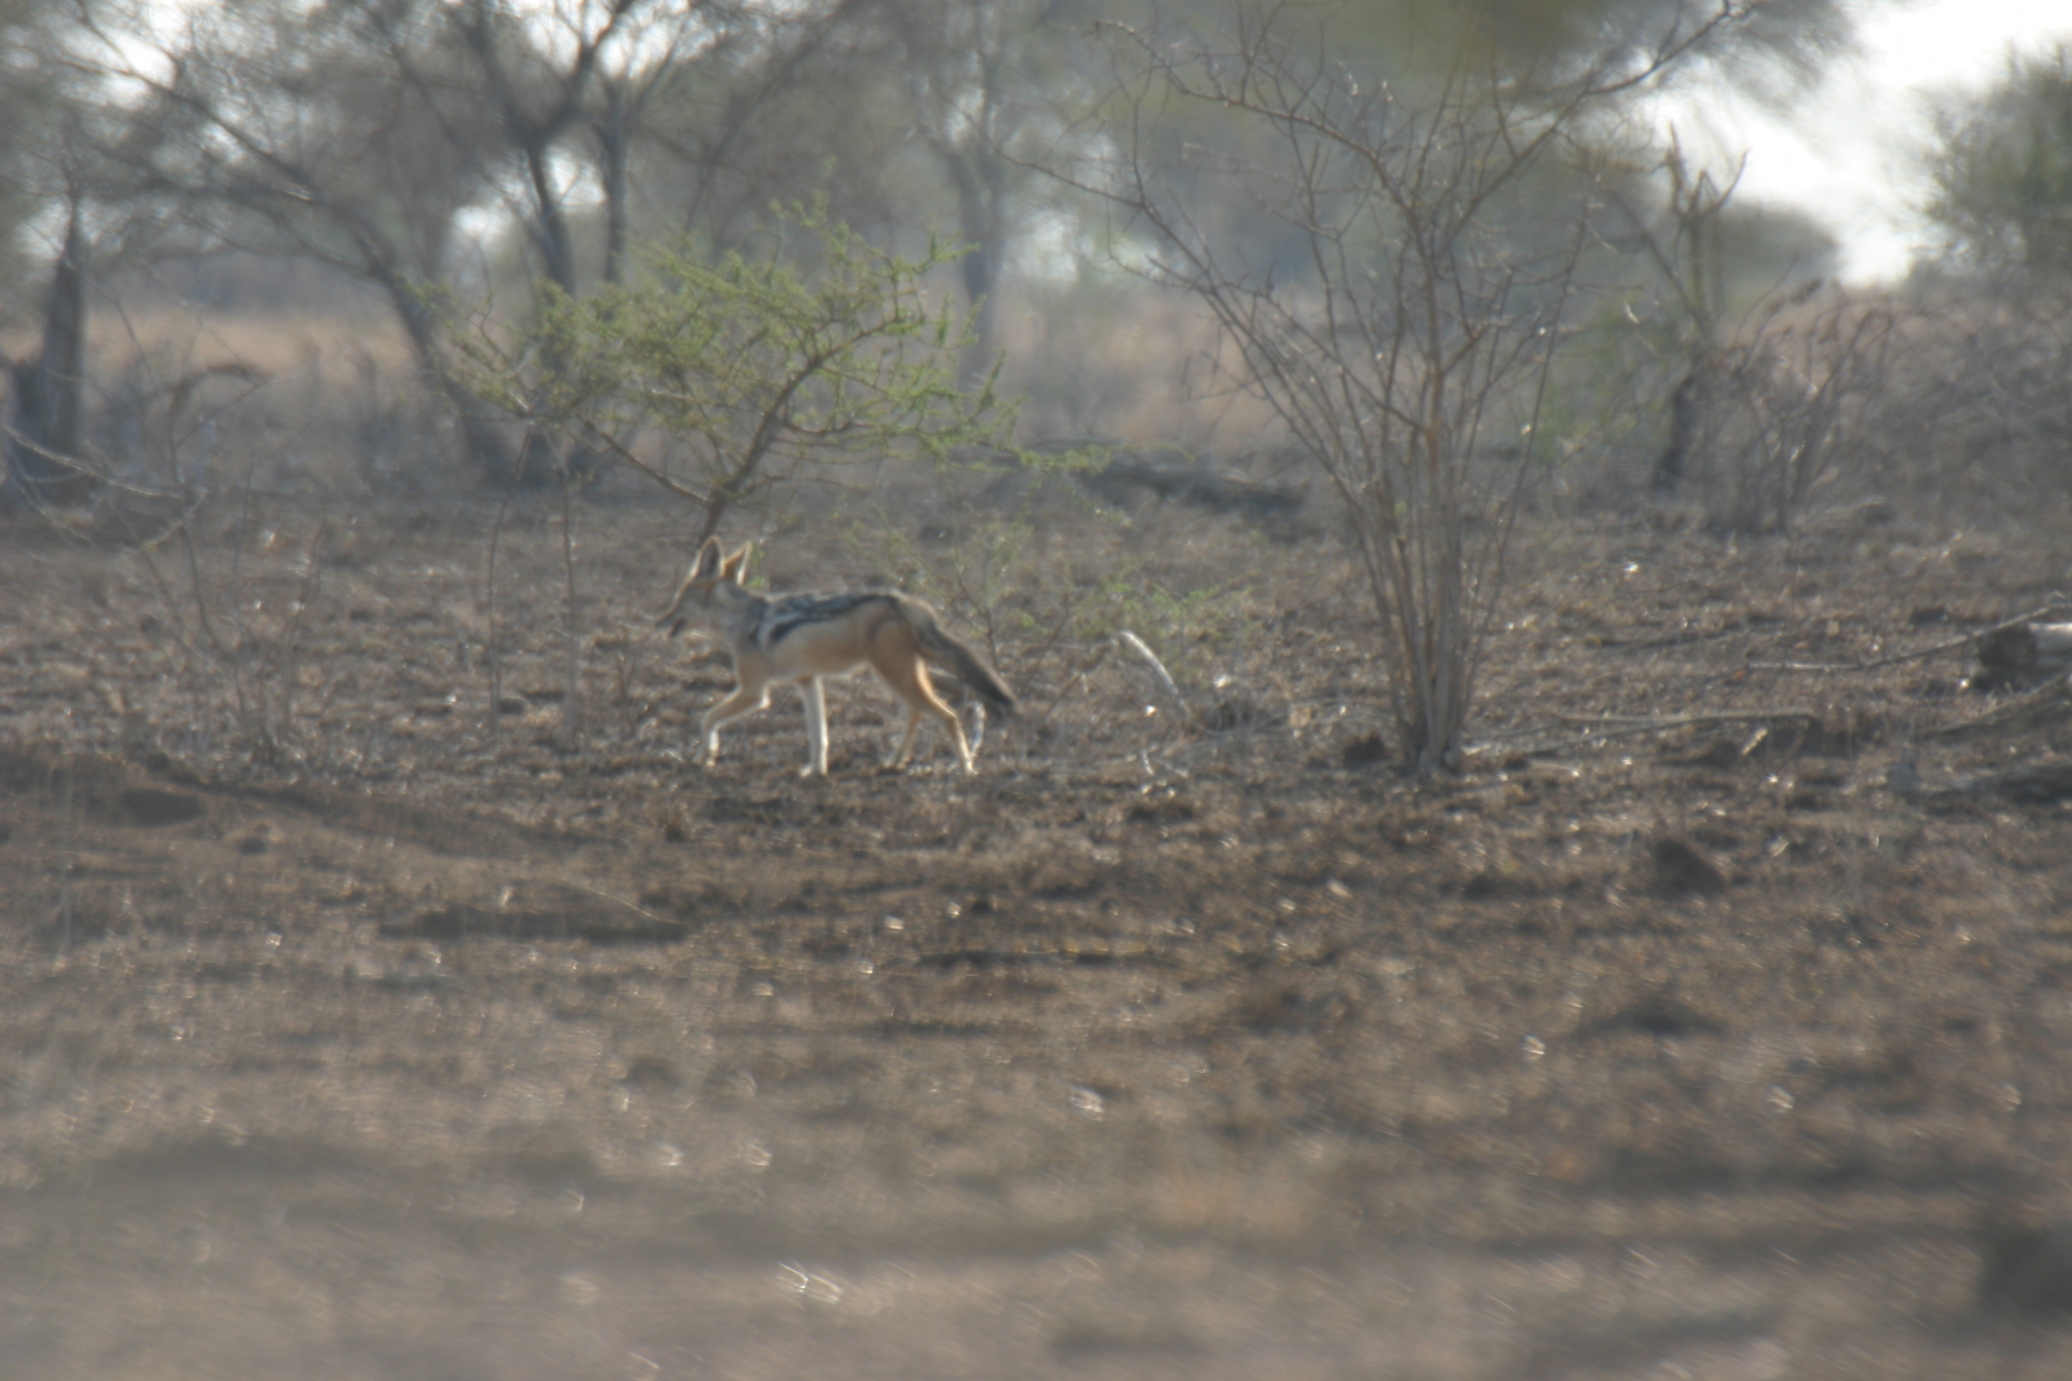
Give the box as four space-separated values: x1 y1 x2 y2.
691 537 726 581
721 543 753 581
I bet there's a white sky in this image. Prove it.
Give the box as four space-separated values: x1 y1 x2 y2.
1660 0 2072 280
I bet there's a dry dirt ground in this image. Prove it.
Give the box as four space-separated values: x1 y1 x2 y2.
5 487 2072 1380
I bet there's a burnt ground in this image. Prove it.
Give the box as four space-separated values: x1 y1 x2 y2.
5 489 2072 1379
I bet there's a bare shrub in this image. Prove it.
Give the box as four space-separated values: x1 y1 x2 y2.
1882 275 2072 522
1577 138 1887 533
16 330 338 766
1678 292 1902 534
1075 18 1675 773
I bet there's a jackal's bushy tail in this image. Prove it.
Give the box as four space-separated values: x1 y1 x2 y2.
914 612 1017 715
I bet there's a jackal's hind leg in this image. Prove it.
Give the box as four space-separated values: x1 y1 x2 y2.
879 658 974 773
947 715 977 774
910 699 975 775
887 706 925 771
800 678 830 777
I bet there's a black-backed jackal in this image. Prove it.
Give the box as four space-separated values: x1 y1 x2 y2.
656 538 1017 776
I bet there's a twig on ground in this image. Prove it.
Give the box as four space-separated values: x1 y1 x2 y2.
1471 707 1821 758
556 876 670 927
1610 625 1752 656
1555 710 1819 729
1117 629 1189 719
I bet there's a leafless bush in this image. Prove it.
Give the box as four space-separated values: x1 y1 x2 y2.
1581 137 1893 532
1678 293 1902 534
1071 13 1728 772
138 497 330 765
39 340 336 766
1879 276 2072 521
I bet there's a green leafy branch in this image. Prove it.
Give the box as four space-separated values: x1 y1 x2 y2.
446 205 1018 538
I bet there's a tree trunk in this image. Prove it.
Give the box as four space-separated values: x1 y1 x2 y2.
363 254 520 487
948 148 1005 393
4 207 94 507
525 136 581 299
1653 365 1707 495
512 137 584 489
599 80 630 288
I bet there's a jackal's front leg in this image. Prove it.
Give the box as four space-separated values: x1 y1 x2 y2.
699 682 771 766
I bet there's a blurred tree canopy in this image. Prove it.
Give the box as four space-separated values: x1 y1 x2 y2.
1926 46 2072 276
0 0 1863 495
1 0 185 502
0 0 60 299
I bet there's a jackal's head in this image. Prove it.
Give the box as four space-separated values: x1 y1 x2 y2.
656 537 752 637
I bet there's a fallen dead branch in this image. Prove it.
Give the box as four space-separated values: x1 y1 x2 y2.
1930 761 2072 809
1740 601 2072 676
1076 447 1306 524
1973 622 2072 692
1925 677 2072 741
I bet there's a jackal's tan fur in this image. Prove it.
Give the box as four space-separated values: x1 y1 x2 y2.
656 538 1016 776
